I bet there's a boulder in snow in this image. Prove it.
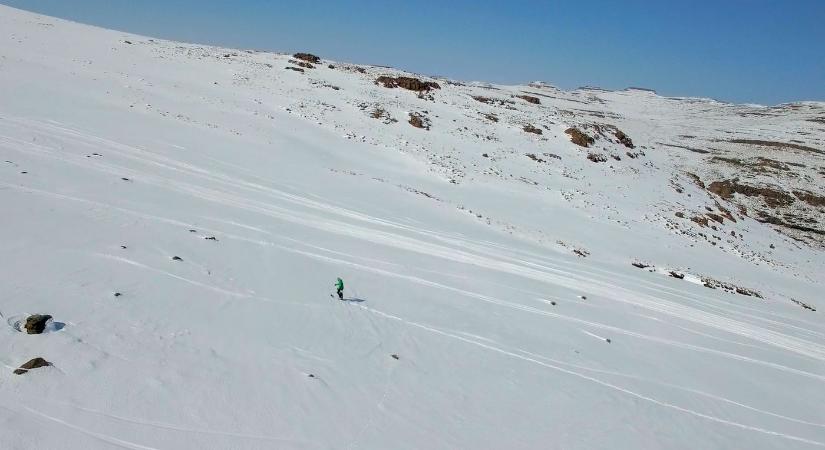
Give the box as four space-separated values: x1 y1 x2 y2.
24 314 52 334
14 357 51 375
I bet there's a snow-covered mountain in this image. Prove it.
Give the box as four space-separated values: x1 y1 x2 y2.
1 5 823 449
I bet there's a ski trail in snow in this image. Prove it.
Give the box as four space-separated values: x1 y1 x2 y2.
5 179 820 381
582 330 608 341
345 330 407 450
277 245 825 382
21 406 161 450
355 305 825 448
3 121 821 350
506 346 825 429
93 253 314 309
49 403 317 446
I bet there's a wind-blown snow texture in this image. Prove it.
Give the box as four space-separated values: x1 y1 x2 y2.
1 5 824 449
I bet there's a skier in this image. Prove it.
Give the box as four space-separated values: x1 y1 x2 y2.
335 277 344 300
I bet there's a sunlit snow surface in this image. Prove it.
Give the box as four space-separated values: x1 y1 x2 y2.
1 5 824 449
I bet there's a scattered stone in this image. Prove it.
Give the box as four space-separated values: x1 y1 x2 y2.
523 124 542 135
701 277 763 298
124 40 132 45
691 216 709 227
121 177 130 181
391 354 400 360
631 262 650 269
189 229 197 233
587 153 607 163
605 338 612 344
408 113 430 130
24 314 52 334
121 245 127 249
769 244 775 249
550 301 557 306
482 153 489 158
14 357 51 375
204 236 218 241
675 212 685 218
472 96 514 107
172 256 183 261
285 66 304 73
791 298 816 312
293 53 321 64
307 373 316 378
669 271 685 279
614 130 635 148
114 292 122 297
328 64 335 69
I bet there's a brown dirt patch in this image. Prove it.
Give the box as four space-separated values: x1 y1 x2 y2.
565 128 594 147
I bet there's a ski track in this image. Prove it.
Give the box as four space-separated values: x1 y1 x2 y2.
45 402 318 447
2 105 824 449
20 406 162 450
2 177 823 380
2 132 823 364
353 304 825 448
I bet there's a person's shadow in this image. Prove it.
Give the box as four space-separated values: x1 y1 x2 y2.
342 297 366 303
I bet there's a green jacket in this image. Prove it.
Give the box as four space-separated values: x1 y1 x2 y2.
335 278 344 290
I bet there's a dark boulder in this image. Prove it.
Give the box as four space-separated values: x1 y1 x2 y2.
24 314 52 334
293 53 321 64
14 357 51 375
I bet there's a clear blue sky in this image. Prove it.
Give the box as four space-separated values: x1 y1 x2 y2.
3 0 824 105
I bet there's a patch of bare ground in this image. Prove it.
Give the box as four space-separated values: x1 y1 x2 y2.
726 139 824 155
793 190 825 207
614 129 635 148
472 96 515 107
565 128 594 147
756 213 825 235
523 124 542 135
587 153 607 163
370 107 397 124
685 172 705 189
293 52 321 63
791 298 817 312
710 156 802 174
376 76 440 92
701 277 763 298
708 180 796 208
289 60 314 69
516 95 541 104
408 112 431 130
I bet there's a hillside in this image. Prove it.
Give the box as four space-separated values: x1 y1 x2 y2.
1 5 824 449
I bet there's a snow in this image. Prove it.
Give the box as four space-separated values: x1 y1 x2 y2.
1 4 824 449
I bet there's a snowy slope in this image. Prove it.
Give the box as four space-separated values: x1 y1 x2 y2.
1 5 824 449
